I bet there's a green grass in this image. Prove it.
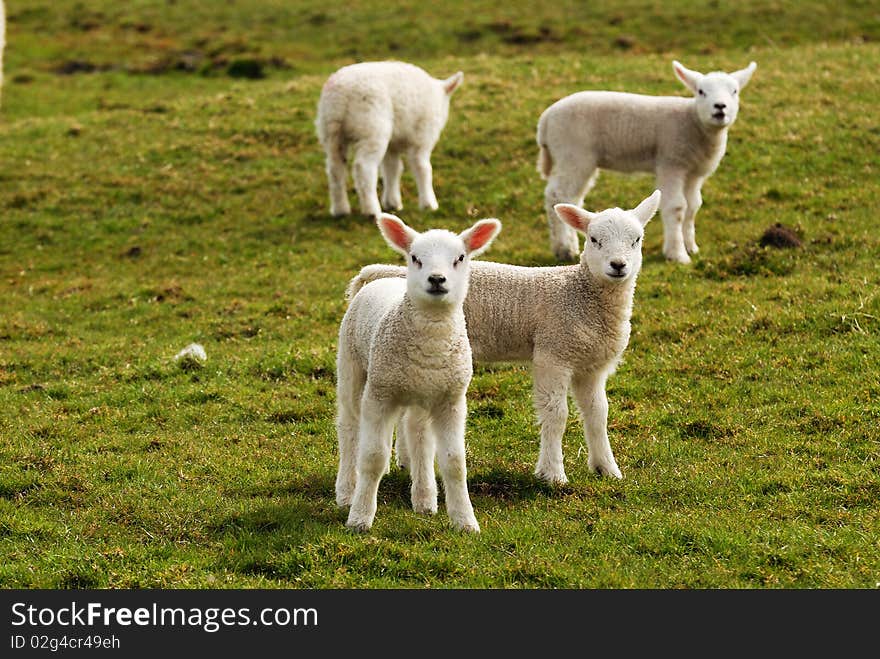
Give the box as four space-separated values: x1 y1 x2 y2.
1 1 878 588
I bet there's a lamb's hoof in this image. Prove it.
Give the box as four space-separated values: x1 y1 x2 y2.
453 518 481 534
345 518 373 533
330 208 350 218
535 467 568 485
412 488 438 515
335 490 353 508
686 244 700 255
664 250 692 264
590 461 623 479
382 201 403 212
412 501 438 516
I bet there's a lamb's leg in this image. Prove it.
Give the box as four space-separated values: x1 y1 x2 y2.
405 407 438 515
324 133 350 217
394 411 410 470
431 394 479 532
657 169 690 264
380 150 404 211
543 167 596 262
346 391 399 532
572 370 622 479
683 176 704 256
532 361 572 484
352 140 386 218
334 347 365 507
408 146 439 211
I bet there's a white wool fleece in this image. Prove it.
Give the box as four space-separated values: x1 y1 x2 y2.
316 61 464 218
335 213 500 533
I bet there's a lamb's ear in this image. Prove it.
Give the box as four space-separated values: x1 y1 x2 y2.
376 213 419 257
443 71 464 96
631 190 662 227
460 218 501 257
731 61 757 90
554 203 595 234
673 60 702 94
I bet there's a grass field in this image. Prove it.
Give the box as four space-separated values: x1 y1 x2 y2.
0 1 878 588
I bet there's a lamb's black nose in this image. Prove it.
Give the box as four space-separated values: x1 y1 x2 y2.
428 274 446 287
610 260 626 273
714 102 726 110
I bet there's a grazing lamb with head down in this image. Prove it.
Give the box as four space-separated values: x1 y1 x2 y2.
348 190 660 488
316 61 464 219
336 213 501 532
537 60 756 263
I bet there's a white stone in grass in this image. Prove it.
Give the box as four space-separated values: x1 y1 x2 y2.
174 343 207 368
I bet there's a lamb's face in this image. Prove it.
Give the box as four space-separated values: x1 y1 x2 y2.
406 230 471 309
581 211 646 284
376 214 501 310
693 72 742 129
673 61 756 130
554 190 660 284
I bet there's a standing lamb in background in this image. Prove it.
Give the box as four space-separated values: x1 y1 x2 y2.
348 191 660 487
537 60 756 263
316 61 464 219
336 213 501 532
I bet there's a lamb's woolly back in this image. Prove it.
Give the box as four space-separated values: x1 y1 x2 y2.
316 62 462 145
346 264 407 301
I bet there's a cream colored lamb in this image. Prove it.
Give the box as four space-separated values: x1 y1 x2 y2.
348 190 660 487
316 61 464 219
336 213 501 532
537 60 756 263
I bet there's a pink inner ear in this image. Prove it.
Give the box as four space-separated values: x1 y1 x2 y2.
381 218 410 251
467 222 496 252
557 206 587 232
674 63 689 83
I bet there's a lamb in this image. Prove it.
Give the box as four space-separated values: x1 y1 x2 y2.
335 212 501 532
348 190 661 487
316 61 464 219
536 60 756 263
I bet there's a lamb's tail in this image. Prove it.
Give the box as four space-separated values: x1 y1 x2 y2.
345 264 407 301
535 112 553 180
315 79 346 156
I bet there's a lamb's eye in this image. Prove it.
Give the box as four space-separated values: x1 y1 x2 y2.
698 89 705 96
453 254 465 267
590 236 601 248
632 236 641 247
732 89 738 95
411 254 422 268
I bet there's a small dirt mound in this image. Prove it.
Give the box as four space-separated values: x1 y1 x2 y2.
53 60 103 75
759 223 802 249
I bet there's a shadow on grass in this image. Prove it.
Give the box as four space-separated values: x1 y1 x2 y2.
469 466 577 502
297 209 371 230
211 465 567 543
204 463 586 582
